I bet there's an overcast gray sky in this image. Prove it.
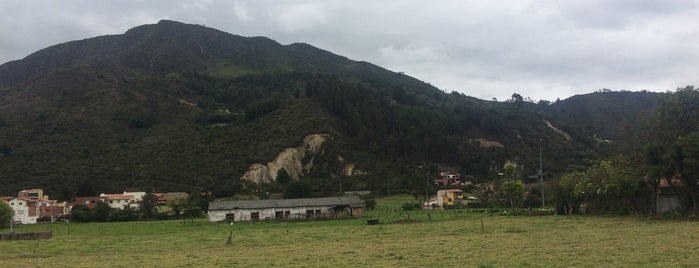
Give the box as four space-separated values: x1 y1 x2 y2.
2 0 698 101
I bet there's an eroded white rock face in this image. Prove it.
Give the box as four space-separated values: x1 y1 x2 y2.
543 120 572 141
471 138 504 148
342 163 366 176
240 134 331 184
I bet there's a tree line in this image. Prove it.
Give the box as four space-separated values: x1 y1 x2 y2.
550 86 699 217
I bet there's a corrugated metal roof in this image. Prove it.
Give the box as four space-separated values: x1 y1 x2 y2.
208 195 363 211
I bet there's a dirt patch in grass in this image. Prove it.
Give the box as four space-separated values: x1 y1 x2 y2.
393 219 421 224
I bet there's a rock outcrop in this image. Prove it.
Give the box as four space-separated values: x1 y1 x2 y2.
240 134 333 184
544 120 572 141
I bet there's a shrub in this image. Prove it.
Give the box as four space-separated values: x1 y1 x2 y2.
401 202 420 211
363 198 377 211
0 201 12 229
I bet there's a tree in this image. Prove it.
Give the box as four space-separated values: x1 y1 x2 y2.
674 132 699 214
555 171 584 215
502 161 521 180
362 197 377 211
642 86 699 215
284 180 312 198
111 206 137 221
168 197 187 219
182 205 203 218
593 158 646 214
510 93 524 102
140 192 157 219
188 190 214 213
0 144 11 156
92 202 112 222
70 205 93 222
276 168 292 185
501 180 524 214
0 201 13 229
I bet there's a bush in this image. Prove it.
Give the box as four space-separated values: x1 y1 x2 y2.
182 205 203 218
363 198 377 211
401 202 420 211
0 201 12 229
70 205 93 222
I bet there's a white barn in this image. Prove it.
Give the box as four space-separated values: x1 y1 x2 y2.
208 196 364 222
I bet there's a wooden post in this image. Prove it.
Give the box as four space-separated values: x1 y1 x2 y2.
226 230 233 244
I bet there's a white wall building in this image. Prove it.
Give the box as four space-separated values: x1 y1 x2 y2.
123 192 146 208
7 198 38 224
99 194 134 209
208 196 364 222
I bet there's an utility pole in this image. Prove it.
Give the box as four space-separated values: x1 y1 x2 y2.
540 144 545 208
425 170 430 201
419 164 429 201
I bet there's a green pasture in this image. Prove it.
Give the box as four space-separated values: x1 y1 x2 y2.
1 195 697 267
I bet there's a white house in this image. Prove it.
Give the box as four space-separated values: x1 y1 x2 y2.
99 194 133 209
7 198 39 224
123 191 146 208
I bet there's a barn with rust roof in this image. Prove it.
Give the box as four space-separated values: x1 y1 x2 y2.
208 196 363 222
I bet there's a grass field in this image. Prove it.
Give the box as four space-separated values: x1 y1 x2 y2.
1 195 697 267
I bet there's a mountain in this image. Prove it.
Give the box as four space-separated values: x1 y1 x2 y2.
549 91 661 142
0 20 662 199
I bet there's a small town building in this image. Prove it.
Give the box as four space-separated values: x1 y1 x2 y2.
437 189 464 208
4 189 60 224
7 197 38 224
99 193 134 209
39 199 66 221
423 189 464 210
155 192 189 205
208 195 363 222
70 196 101 209
123 191 146 208
19 189 44 200
657 177 683 213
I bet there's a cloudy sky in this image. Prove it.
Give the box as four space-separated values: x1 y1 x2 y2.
2 1 698 101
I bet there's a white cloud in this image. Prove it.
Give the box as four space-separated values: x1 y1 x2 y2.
274 3 326 32
1 0 698 101
378 44 446 65
233 1 254 22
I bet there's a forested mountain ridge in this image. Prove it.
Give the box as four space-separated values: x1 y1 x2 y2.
0 20 663 200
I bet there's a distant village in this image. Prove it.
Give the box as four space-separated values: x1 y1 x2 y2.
1 171 490 225
1 189 188 224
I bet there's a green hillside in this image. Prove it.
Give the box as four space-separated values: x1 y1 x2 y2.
0 20 662 200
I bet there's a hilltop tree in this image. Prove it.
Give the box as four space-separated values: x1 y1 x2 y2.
509 93 524 103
